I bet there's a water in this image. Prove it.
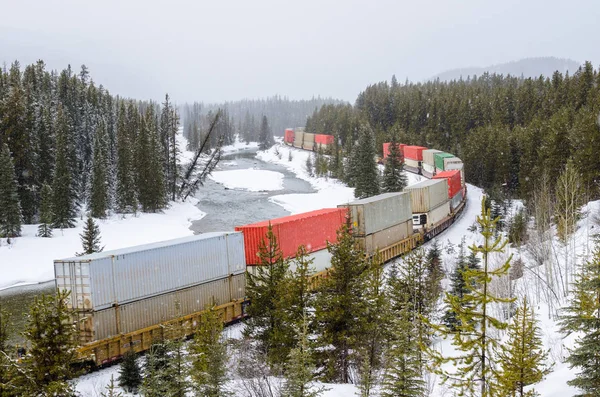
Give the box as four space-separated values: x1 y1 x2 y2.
0 148 314 346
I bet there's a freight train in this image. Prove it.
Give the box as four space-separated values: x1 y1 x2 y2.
55 128 467 367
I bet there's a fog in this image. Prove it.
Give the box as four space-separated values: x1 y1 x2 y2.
1 0 598 103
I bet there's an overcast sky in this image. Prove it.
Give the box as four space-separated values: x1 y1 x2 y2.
1 0 598 103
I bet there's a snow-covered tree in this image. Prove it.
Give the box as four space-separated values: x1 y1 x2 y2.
381 136 406 193
37 184 53 237
0 143 22 238
118 350 142 393
353 123 379 199
77 214 104 256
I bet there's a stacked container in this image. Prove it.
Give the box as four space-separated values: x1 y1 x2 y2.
422 149 441 178
315 134 334 151
433 170 463 210
403 146 427 173
284 129 295 145
434 152 455 173
302 133 316 151
404 179 450 229
54 232 247 344
293 129 304 148
339 192 412 256
236 208 348 266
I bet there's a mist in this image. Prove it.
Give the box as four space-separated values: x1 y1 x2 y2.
1 0 598 102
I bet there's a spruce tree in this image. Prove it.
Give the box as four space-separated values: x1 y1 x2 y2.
305 153 314 177
244 225 290 370
140 343 169 397
258 115 273 150
37 184 53 238
118 350 142 393
162 335 190 397
18 290 78 396
353 123 380 199
116 102 137 213
0 144 22 238
427 199 514 397
426 239 444 302
147 107 167 211
90 121 109 218
189 307 230 397
497 297 551 397
51 106 76 229
559 243 600 395
381 292 426 397
282 313 325 397
101 375 123 397
314 225 367 382
381 136 407 193
0 304 16 397
78 214 104 256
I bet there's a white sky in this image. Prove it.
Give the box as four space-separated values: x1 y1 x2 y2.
1 0 598 103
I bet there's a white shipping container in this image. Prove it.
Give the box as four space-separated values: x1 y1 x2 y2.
303 133 315 143
444 157 463 170
339 192 412 236
294 130 304 146
80 273 246 342
355 221 412 255
422 149 442 167
55 232 246 311
405 158 420 168
404 179 449 213
422 163 436 174
451 189 464 210
412 202 451 229
421 169 434 179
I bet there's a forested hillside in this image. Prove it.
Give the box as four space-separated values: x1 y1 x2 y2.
0 60 215 237
306 61 600 200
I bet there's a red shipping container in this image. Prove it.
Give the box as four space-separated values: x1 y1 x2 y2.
403 145 427 161
284 129 295 143
383 143 407 159
433 170 462 198
235 208 348 265
315 134 334 145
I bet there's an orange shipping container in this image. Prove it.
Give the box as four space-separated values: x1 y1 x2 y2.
315 134 334 144
235 208 348 265
433 170 462 198
403 145 427 161
284 129 295 143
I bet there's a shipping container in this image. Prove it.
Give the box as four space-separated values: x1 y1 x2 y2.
77 273 246 342
284 129 295 144
54 232 246 312
404 146 427 161
421 168 434 179
404 179 449 213
315 134 334 145
434 152 455 171
383 143 406 159
302 133 315 150
293 130 304 148
339 192 411 236
236 208 348 265
355 220 412 255
444 157 463 170
422 149 442 166
422 163 436 174
450 189 464 211
412 201 451 229
433 170 462 198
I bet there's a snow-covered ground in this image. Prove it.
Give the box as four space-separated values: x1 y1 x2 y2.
209 169 284 192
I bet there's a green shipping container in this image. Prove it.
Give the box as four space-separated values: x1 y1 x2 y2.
434 152 455 171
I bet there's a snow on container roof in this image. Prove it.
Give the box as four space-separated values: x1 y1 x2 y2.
56 232 238 262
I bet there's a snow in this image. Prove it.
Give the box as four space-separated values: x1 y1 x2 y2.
209 169 284 192
0 200 205 290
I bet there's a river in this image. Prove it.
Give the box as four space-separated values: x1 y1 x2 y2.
0 148 313 346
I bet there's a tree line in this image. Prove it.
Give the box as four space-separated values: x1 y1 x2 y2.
305 62 600 201
0 60 222 238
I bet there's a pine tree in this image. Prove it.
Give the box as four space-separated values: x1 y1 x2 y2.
305 153 314 177
427 199 514 397
258 115 273 150
136 107 167 212
101 375 123 397
0 144 22 238
353 123 380 199
559 243 600 395
115 102 137 213
381 292 426 397
381 136 407 192
162 335 191 397
118 350 142 393
244 225 290 370
90 121 109 218
282 313 325 397
497 297 551 397
78 214 104 256
426 239 444 302
37 184 53 237
189 307 230 397
0 304 17 397
442 238 481 331
18 290 78 396
314 225 367 382
140 343 170 397
51 106 76 229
